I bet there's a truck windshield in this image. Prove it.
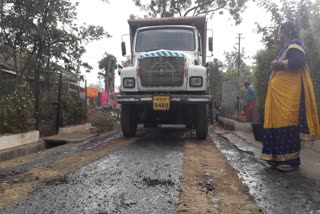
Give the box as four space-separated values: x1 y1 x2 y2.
135 28 196 52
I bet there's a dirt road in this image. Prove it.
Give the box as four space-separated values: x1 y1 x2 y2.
0 128 259 213
1 127 319 213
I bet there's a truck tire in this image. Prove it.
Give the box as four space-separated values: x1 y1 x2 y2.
121 104 137 138
195 104 208 139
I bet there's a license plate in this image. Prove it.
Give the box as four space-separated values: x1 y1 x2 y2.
153 96 170 111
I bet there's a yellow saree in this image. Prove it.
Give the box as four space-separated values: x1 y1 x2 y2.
261 42 320 164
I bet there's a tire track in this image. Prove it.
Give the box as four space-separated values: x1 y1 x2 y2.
177 136 259 214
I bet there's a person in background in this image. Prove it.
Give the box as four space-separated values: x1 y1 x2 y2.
234 95 240 120
215 105 222 121
262 21 320 171
244 82 254 122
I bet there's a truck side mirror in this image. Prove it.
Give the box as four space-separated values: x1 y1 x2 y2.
117 64 123 76
208 37 213 52
121 42 126 56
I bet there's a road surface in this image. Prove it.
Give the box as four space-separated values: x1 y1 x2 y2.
0 127 319 213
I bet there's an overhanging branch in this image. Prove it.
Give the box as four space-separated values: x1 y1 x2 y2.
183 0 214 16
196 5 226 16
172 0 182 16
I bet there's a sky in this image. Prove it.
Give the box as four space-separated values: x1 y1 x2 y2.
74 0 273 88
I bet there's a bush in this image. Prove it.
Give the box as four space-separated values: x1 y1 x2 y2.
62 96 87 126
254 48 278 122
207 59 224 105
301 23 320 114
0 82 35 134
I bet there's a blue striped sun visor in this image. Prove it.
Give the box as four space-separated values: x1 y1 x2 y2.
139 50 186 59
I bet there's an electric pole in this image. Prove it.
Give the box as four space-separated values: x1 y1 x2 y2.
236 33 243 77
236 33 244 119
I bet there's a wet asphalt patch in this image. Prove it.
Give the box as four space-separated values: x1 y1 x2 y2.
142 176 175 187
212 132 320 214
0 131 184 214
0 132 122 180
44 175 70 186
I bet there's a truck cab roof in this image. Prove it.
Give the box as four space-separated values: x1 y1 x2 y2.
128 16 206 30
136 25 197 31
128 16 208 64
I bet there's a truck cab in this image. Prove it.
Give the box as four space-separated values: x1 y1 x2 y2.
117 16 212 139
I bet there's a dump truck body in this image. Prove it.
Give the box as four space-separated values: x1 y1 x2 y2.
117 16 212 139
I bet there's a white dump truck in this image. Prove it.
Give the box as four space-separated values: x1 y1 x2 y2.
117 16 213 139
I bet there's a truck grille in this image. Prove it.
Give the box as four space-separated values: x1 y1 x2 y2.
139 57 185 87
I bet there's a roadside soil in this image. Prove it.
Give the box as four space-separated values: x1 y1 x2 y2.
87 104 119 132
177 137 260 214
0 134 138 208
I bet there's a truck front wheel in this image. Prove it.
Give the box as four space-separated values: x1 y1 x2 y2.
121 104 137 138
195 104 208 139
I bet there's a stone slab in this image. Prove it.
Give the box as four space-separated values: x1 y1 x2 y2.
44 133 97 143
0 131 40 151
58 123 92 134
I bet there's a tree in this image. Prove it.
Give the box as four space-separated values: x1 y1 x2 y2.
207 58 224 105
300 9 320 113
0 0 109 74
132 0 248 24
256 0 313 48
254 48 278 122
223 49 252 81
98 53 117 92
121 56 132 68
0 0 110 128
255 0 320 119
222 49 253 117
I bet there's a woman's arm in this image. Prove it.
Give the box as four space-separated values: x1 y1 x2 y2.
272 48 306 70
286 48 306 70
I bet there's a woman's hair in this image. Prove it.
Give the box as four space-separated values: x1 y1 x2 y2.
280 21 299 39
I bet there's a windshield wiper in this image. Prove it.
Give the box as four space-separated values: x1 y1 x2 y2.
145 48 161 52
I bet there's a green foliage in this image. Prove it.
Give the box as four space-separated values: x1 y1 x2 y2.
132 0 248 24
300 14 320 113
121 56 132 67
254 48 278 122
62 96 87 126
0 82 35 134
98 53 118 71
0 0 110 74
221 49 254 117
225 49 245 72
207 59 223 104
98 53 117 92
257 0 314 48
223 49 253 82
255 0 320 119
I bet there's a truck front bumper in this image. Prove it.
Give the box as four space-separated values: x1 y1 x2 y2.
117 94 210 104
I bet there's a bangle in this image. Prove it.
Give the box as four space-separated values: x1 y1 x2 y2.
276 60 282 67
282 60 288 69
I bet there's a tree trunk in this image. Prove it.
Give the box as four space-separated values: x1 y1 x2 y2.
105 72 109 92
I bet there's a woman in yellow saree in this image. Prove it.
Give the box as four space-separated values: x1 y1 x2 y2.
262 22 320 172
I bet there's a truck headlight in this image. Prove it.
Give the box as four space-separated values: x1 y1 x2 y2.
189 77 203 87
123 78 135 88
